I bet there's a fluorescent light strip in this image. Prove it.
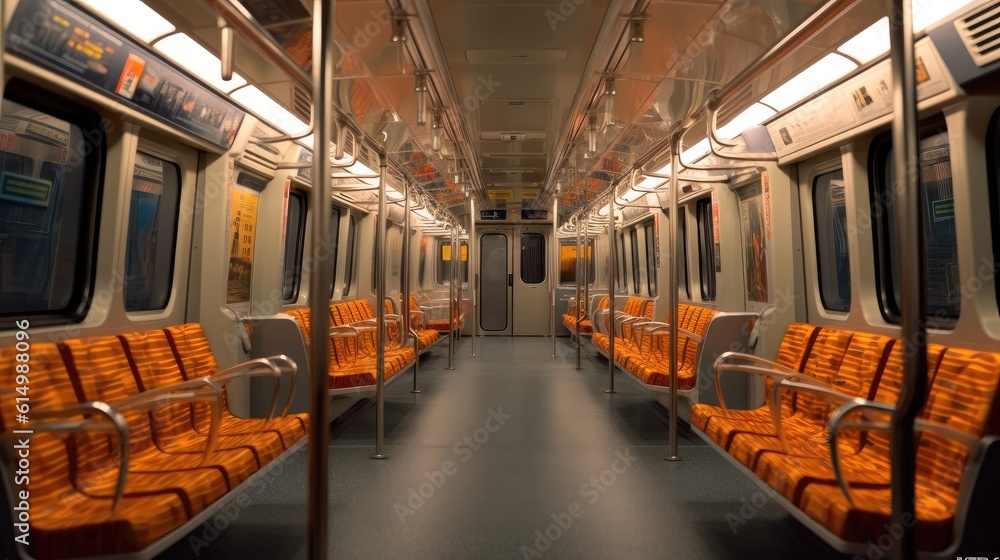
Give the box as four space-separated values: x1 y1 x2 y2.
914 0 978 32
762 53 857 111
717 103 776 140
838 17 890 64
154 34 247 91
74 0 175 42
231 86 309 136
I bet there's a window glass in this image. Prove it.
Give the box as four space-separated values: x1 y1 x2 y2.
644 221 658 297
559 239 595 285
813 169 851 312
989 109 1000 314
342 213 355 296
677 213 690 299
281 191 306 303
697 198 717 302
630 229 640 293
124 152 181 311
436 240 470 285
325 206 339 298
520 234 545 284
616 232 627 292
871 120 959 325
0 92 102 321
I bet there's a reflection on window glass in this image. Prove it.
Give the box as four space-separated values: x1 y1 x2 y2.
697 199 717 302
342 214 355 296
559 240 595 285
814 169 851 312
520 234 545 284
872 120 959 325
617 233 627 292
125 152 181 311
281 191 306 303
437 240 470 285
0 93 102 320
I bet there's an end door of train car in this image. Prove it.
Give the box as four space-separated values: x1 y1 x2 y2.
477 226 551 335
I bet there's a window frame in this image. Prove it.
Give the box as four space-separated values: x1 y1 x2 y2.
281 190 307 304
123 151 182 312
519 233 546 285
812 167 851 313
869 115 960 327
0 82 105 325
696 198 717 302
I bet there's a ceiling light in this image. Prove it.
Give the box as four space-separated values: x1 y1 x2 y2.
232 86 308 135
587 115 598 154
598 204 610 216
837 17 890 64
761 53 856 111
155 33 247 92
415 73 428 125
75 0 175 42
629 18 645 43
914 0 978 32
603 76 616 128
717 103 776 140
431 108 443 153
392 14 407 42
621 188 643 202
682 139 711 163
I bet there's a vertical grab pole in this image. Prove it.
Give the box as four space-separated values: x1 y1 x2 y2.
471 198 478 357
552 198 558 357
665 134 682 462
448 225 456 370
888 0 924 557
404 182 420 394
575 217 582 369
371 154 389 460
576 214 591 364
606 195 616 394
308 0 334 556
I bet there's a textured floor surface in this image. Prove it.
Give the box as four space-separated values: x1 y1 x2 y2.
156 336 846 559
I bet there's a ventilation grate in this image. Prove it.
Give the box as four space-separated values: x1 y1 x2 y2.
956 0 1000 67
291 83 311 124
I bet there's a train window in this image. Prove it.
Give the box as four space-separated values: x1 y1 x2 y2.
520 234 546 284
327 207 341 298
990 109 1000 313
281 191 307 303
559 239 595 285
437 240 469 285
616 232 627 292
696 199 717 302
124 153 181 311
677 213 691 299
342 213 356 296
630 229 640 293
870 118 959 326
644 221 658 297
813 169 851 312
0 90 103 322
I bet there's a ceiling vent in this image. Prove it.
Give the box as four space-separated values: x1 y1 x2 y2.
291 83 311 124
955 0 1000 67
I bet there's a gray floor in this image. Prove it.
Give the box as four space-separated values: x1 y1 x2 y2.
157 336 845 559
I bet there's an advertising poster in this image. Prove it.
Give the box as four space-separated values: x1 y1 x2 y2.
736 180 768 303
227 189 259 304
6 0 245 148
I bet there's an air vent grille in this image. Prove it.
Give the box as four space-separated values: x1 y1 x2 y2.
956 0 1000 67
291 83 311 124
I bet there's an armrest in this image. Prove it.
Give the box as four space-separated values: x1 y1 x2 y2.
256 355 298 417
712 351 800 373
712 363 802 415
32 402 131 514
769 378 855 452
112 378 223 463
213 358 283 421
826 400 982 506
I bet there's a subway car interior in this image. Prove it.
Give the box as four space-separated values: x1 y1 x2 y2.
1 0 1000 558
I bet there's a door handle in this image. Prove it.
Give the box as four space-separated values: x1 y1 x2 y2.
508 274 513 287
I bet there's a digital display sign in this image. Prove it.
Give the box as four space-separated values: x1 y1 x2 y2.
521 209 549 220
480 209 507 220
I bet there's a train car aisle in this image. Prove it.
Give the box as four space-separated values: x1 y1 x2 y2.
158 337 843 560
